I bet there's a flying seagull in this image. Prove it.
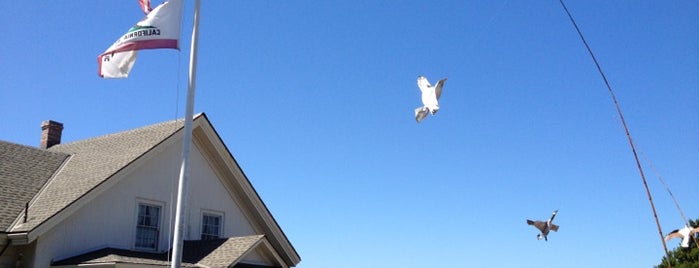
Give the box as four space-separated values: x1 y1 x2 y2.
665 225 699 248
527 209 559 241
414 76 447 123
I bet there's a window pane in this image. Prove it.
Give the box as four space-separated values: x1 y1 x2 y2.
136 204 160 249
201 214 221 240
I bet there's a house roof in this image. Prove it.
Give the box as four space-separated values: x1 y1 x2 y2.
183 235 264 267
52 235 265 267
2 113 299 266
0 140 69 231
10 116 186 233
51 247 199 267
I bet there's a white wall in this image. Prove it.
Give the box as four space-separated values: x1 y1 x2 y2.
241 248 275 266
32 139 257 266
187 144 257 240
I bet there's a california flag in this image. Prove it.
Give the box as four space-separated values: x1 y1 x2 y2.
98 0 183 78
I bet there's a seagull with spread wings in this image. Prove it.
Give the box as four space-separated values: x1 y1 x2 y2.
527 210 560 241
414 76 447 123
665 225 699 248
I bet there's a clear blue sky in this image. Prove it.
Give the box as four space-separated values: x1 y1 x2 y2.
1 1 697 267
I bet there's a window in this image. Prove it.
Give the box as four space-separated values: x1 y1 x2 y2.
201 212 222 240
135 203 161 250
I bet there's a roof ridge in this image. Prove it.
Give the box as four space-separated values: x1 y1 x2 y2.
0 139 69 157
50 113 205 149
49 117 185 150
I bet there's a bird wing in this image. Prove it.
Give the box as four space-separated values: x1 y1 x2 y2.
549 210 558 222
415 107 428 123
550 224 559 232
434 78 447 100
665 229 683 241
527 220 546 232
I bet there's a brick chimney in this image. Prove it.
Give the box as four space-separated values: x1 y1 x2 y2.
40 120 63 149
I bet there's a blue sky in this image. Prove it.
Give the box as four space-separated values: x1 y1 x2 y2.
1 1 697 267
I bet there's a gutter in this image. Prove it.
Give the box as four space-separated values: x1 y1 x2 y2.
5 233 29 245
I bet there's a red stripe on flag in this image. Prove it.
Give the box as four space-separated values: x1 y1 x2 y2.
97 39 178 77
102 39 179 55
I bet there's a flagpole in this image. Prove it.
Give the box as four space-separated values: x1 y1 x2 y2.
171 0 200 266
557 0 671 264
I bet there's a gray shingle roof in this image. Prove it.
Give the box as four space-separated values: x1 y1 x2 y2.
52 235 265 267
0 140 69 231
51 247 199 267
9 116 193 232
185 235 264 267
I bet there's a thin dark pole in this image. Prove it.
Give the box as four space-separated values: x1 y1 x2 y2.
644 153 699 249
557 0 672 264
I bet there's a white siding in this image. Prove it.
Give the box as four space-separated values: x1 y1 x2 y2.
241 248 275 266
33 140 257 266
187 145 257 240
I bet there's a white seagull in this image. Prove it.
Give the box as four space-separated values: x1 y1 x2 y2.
527 209 559 241
665 225 699 248
414 76 447 123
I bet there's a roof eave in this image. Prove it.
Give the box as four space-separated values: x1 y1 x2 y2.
195 115 301 266
6 232 29 245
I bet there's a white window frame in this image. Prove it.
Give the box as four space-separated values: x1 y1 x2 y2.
200 210 224 240
134 200 164 251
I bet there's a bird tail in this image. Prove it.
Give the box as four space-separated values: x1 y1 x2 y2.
550 224 559 232
681 238 690 248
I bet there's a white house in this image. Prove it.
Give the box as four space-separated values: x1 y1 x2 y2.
0 113 300 267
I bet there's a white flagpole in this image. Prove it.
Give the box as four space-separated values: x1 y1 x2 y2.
171 0 200 266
